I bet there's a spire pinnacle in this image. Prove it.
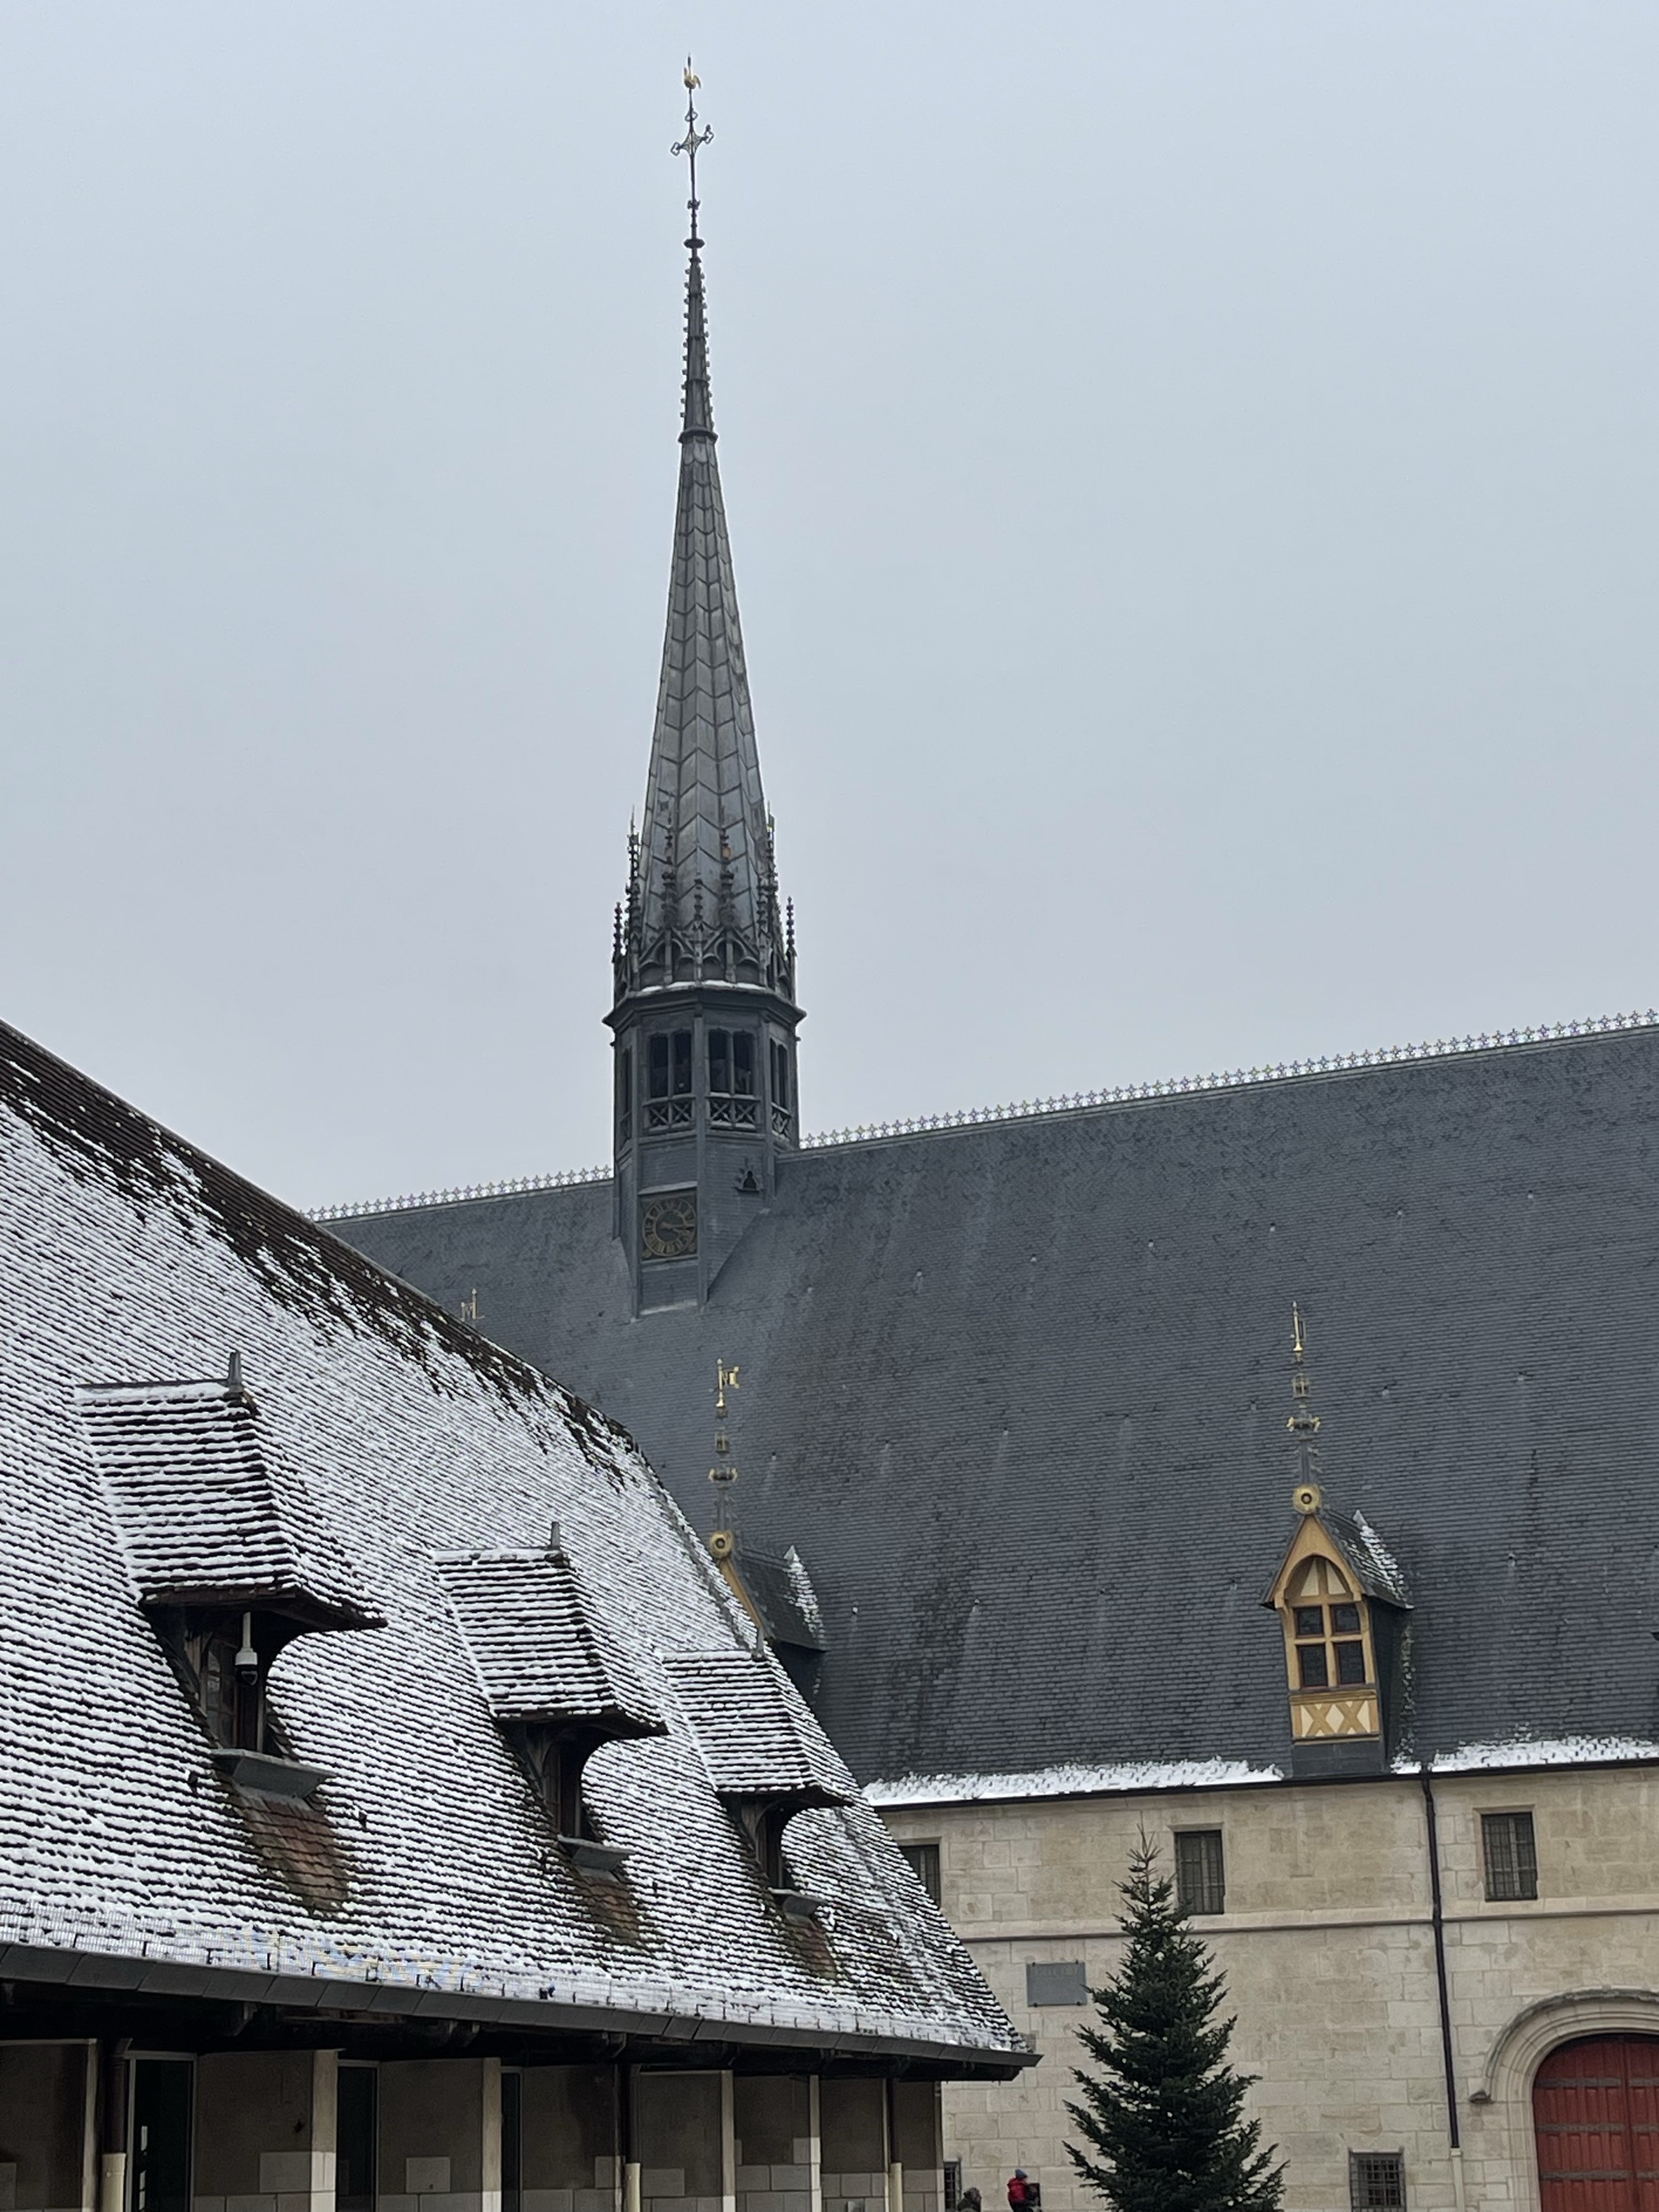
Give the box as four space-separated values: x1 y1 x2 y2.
671 61 712 249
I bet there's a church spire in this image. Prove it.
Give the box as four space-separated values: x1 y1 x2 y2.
615 66 794 1006
606 68 804 1315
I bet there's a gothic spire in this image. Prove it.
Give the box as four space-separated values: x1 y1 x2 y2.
615 68 794 1006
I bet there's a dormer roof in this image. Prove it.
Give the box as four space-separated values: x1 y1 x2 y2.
663 1648 855 1808
436 1546 664 1733
1264 1503 1412 1612
78 1371 381 1633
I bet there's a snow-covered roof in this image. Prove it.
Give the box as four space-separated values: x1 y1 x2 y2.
0 1018 1024 2071
665 1650 856 1805
79 1373 381 1631
436 1546 662 1731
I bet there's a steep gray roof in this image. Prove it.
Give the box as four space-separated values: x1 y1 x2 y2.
335 1025 1659 1795
80 1374 381 1631
615 235 792 1002
0 1018 1022 2068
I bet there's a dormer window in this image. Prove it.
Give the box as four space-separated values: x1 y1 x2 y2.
80 1361 383 1798
437 1540 665 1881
662 1648 854 1917
1264 1491 1410 1780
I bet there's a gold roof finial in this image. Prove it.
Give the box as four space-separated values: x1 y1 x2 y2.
1287 1302 1323 1511
708 1357 741 1542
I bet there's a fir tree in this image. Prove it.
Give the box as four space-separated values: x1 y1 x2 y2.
1066 1837 1285 2212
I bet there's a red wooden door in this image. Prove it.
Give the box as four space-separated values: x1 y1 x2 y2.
1535 2038 1659 2212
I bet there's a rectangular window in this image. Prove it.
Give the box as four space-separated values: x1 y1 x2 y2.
944 2163 962 2212
672 1030 693 1096
618 1049 632 1123
132 2060 193 2212
770 1039 790 1111
708 1029 730 1096
648 1035 669 1100
1173 1829 1226 1916
502 2073 522 2212
1336 1641 1368 1685
1294 1606 1324 1638
1349 2153 1406 2210
1332 1602 1362 1636
1298 1643 1330 1690
1481 1811 1539 1902
732 1031 755 1096
338 2066 377 2212
899 1840 942 1905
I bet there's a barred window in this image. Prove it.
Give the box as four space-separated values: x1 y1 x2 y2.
899 1840 942 1905
1349 2152 1405 2210
1173 1828 1226 1916
1481 1811 1538 1901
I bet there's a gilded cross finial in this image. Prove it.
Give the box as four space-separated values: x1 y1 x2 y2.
671 59 712 244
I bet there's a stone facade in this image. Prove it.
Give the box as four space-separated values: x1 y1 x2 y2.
883 1763 1659 2212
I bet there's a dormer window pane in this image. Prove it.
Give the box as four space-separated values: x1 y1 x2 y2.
1332 1602 1361 1636
1294 1606 1324 1638
1336 1641 1368 1685
1298 1643 1330 1689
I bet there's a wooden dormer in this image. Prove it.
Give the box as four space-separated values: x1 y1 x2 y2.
1264 1487 1411 1779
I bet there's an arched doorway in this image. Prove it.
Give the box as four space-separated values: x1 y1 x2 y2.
1534 2037 1659 2212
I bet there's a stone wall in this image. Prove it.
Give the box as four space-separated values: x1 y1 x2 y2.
882 1764 1659 2212
0 2044 91 2212
193 2052 336 2212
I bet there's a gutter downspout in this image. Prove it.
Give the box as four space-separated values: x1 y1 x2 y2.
884 2078 904 2212
1420 1772 1467 2212
619 2063 640 2212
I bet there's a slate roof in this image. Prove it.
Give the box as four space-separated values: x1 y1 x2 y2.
664 1651 854 1805
0 1018 1022 2068
435 1548 663 1731
80 1374 381 1631
617 232 791 1002
334 1024 1659 1795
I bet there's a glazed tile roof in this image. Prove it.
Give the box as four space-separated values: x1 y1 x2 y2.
0 1018 1022 2069
336 1022 1659 1793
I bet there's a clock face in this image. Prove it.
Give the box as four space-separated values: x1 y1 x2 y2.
642 1191 698 1260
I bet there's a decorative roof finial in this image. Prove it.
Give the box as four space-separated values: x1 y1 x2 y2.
708 1357 741 1538
672 60 712 248
1288 1302 1324 1511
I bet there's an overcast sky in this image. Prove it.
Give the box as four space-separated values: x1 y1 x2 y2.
3 3 1655 1209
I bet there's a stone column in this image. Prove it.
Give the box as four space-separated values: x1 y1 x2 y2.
632 2073 733 2212
732 2077 818 2212
818 2083 885 2212
890 2088 941 2212
379 2058 502 2212
0 2043 96 2212
520 2066 620 2212
192 2051 338 2212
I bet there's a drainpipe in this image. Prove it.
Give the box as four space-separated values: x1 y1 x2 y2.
1420 1772 1467 2212
97 2038 131 2212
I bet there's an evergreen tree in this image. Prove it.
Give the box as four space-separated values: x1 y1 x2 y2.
1066 1837 1285 2212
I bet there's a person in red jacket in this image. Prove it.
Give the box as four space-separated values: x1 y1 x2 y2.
1007 2173 1040 2212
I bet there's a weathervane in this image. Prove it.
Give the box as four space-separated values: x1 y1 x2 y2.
709 1357 740 1534
1288 1302 1324 1510
671 60 712 244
